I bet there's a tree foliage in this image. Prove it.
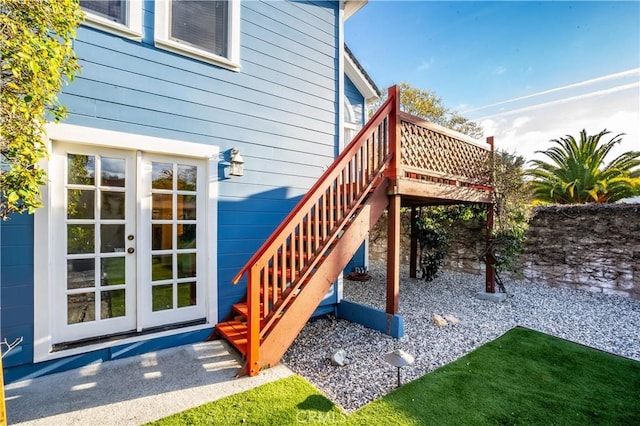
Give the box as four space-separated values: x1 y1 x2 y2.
371 82 484 139
528 129 640 204
0 0 83 220
488 150 531 274
418 151 532 280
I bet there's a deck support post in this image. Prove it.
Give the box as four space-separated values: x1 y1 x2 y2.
385 85 401 315
386 194 401 314
485 203 496 293
485 136 496 294
409 206 419 278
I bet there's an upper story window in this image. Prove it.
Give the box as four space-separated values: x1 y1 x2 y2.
155 0 241 71
80 0 142 40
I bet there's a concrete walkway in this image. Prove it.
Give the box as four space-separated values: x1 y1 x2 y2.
5 340 294 425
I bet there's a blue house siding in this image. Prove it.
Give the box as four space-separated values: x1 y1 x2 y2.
343 75 367 274
345 75 365 126
1 0 342 380
0 214 34 368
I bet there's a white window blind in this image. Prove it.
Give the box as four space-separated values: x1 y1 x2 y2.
80 0 127 25
170 0 228 58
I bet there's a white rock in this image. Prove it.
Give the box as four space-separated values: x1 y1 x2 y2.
432 314 448 327
330 348 347 366
444 314 461 324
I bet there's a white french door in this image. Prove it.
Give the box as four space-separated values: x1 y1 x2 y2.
52 143 206 344
139 153 206 328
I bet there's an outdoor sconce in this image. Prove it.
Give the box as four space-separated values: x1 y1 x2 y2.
384 349 415 388
229 147 244 177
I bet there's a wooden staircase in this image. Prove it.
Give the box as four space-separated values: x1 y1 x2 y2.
214 88 400 376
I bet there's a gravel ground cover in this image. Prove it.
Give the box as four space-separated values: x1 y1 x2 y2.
282 262 640 412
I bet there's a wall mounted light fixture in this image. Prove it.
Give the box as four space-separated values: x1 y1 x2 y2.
229 147 244 177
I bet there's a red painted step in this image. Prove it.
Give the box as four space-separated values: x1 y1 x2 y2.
215 321 248 356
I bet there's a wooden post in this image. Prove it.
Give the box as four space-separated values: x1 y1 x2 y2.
485 136 496 293
409 206 418 278
385 85 401 179
485 203 496 293
386 85 402 315
247 267 260 376
386 194 401 314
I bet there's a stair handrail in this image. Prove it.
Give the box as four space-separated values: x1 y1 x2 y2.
232 86 399 285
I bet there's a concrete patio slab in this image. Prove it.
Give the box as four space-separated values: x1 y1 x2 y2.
5 340 293 425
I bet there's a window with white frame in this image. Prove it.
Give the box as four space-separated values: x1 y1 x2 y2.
155 0 241 70
80 0 142 40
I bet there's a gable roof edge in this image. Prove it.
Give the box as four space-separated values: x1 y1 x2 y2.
344 44 381 103
344 0 368 20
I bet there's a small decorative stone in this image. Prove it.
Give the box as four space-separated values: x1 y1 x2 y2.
432 314 447 327
444 314 460 324
330 348 348 366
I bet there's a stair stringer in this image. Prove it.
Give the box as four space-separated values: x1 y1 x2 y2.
256 178 390 370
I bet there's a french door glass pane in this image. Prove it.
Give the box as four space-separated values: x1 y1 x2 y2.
68 292 96 324
101 191 125 219
178 195 196 219
102 257 125 286
101 157 126 187
67 259 95 289
178 282 196 307
152 194 173 219
177 164 197 190
152 224 173 250
152 255 173 281
101 224 125 253
100 290 126 319
68 189 95 219
177 253 196 278
152 285 173 311
152 162 173 189
68 154 95 185
68 225 95 254
177 224 196 249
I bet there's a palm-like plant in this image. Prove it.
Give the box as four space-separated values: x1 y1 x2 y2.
528 129 640 204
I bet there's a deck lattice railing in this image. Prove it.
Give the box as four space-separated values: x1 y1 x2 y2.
399 112 493 189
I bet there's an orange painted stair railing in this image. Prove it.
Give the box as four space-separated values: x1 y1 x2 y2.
215 87 401 376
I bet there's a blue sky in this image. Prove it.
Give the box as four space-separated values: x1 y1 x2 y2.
345 1 640 161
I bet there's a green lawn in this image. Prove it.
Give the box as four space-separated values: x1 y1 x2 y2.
148 327 640 425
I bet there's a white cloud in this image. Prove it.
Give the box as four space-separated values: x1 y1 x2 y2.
494 65 506 75
464 69 640 164
482 84 639 164
463 68 640 115
418 57 434 72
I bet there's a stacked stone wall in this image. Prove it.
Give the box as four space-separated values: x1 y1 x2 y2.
368 204 640 299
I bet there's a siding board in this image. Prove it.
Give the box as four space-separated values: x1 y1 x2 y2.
241 6 335 58
67 78 335 135
74 39 336 109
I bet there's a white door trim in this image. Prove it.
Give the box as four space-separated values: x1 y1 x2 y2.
34 123 219 362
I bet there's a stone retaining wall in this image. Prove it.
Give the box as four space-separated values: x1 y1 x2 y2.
368 204 640 299
520 204 640 299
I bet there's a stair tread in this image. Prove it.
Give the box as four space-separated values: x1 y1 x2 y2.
215 321 248 356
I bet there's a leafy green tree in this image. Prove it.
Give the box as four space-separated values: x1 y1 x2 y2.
489 150 531 275
371 82 484 139
528 129 640 204
0 0 84 220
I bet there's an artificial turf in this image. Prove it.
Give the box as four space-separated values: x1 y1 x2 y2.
149 327 640 425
